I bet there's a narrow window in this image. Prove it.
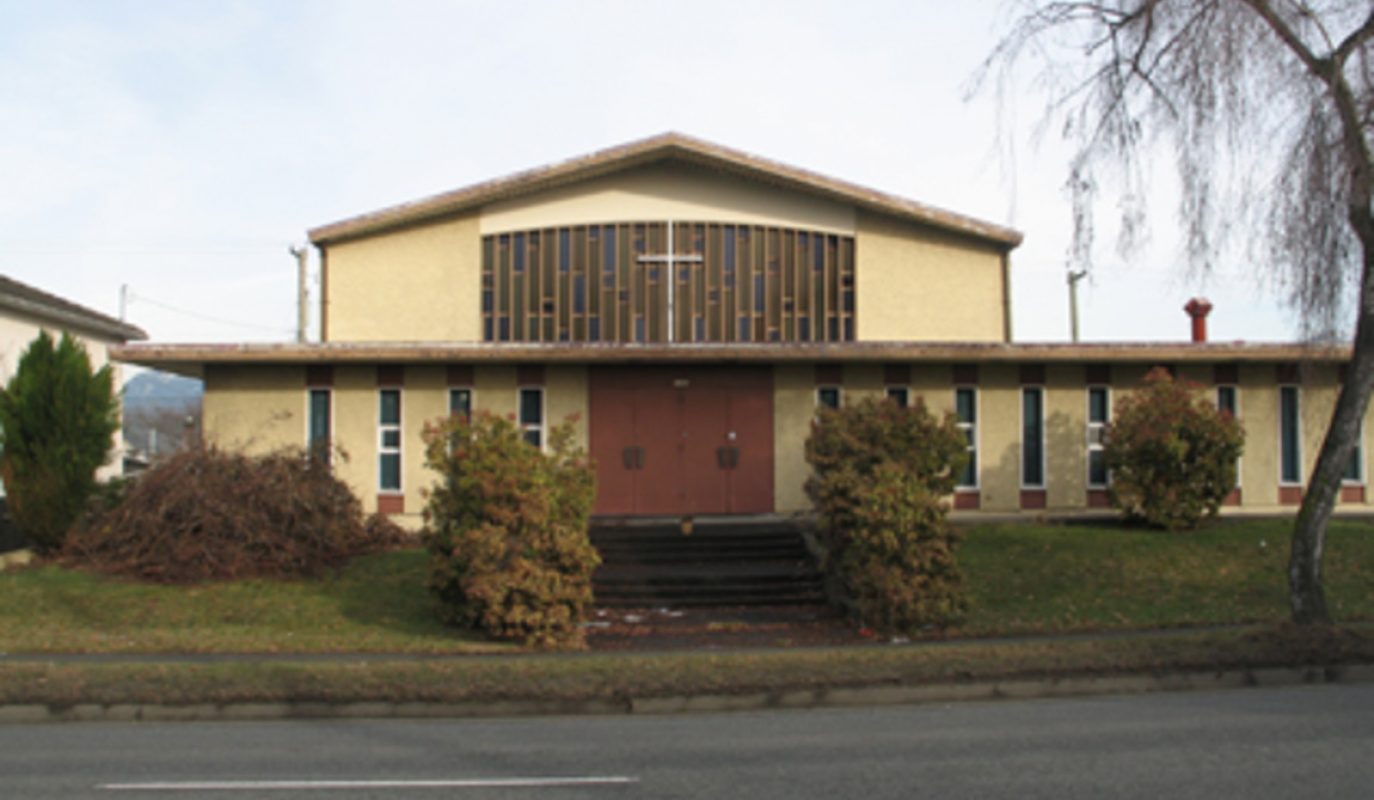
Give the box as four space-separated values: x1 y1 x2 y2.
886 386 910 408
1217 385 1237 417
1086 386 1109 488
956 387 978 489
1022 387 1044 488
307 388 331 462
1280 385 1301 485
816 386 842 410
1344 421 1364 484
378 389 402 492
1217 385 1241 488
449 388 472 422
519 387 544 449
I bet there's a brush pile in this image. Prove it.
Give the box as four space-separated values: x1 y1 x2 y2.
65 446 407 583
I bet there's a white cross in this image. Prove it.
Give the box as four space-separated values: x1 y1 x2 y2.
637 220 702 343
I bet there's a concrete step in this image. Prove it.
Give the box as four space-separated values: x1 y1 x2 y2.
590 520 827 608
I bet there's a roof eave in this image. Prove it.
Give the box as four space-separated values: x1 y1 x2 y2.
111 341 1352 371
0 294 148 343
307 134 1023 249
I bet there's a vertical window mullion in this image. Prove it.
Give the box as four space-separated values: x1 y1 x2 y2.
378 388 402 492
1086 386 1109 488
956 386 978 489
519 387 544 450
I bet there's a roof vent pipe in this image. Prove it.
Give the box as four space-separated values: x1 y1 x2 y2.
1185 298 1213 343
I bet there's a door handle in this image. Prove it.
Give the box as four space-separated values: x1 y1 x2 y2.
716 446 740 469
623 446 645 470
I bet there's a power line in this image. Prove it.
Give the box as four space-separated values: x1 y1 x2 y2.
125 290 294 335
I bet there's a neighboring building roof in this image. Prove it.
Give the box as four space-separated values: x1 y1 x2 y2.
308 132 1024 249
112 340 1350 377
1 275 147 342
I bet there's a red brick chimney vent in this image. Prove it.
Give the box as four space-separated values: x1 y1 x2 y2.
1185 298 1213 343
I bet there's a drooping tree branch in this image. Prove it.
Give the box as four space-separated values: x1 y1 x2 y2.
975 0 1374 625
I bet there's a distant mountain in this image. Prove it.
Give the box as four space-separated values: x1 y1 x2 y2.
123 370 202 415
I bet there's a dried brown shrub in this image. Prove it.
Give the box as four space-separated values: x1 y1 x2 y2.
64 445 408 583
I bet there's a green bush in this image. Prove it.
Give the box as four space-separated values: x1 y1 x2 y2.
0 331 118 552
64 445 406 582
805 397 969 633
1105 367 1245 531
422 412 598 649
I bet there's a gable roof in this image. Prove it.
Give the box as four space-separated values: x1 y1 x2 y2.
308 132 1024 249
0 275 147 342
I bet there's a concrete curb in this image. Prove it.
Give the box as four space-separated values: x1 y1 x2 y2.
3 663 1371 724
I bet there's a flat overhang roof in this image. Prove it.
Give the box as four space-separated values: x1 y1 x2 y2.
112 341 1352 378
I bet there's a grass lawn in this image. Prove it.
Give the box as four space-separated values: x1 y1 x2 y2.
955 516 1374 636
0 550 510 655
0 516 1371 654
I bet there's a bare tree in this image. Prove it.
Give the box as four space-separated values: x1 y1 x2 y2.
975 1 1374 624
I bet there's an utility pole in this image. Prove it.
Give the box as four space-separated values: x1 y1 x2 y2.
1067 269 1088 343
290 245 308 343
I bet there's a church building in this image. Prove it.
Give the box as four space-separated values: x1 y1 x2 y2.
115 133 1363 525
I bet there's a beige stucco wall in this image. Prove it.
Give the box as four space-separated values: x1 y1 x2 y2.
854 211 1008 343
322 167 1014 347
198 359 1374 523
773 365 815 513
323 213 481 342
481 163 856 235
202 363 593 527
546 366 590 451
202 365 305 457
971 365 1019 511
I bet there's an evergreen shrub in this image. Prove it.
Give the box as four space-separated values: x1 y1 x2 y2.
0 331 118 552
422 412 598 649
805 397 969 633
1105 367 1245 531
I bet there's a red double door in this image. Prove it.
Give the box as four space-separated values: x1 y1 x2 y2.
589 367 774 516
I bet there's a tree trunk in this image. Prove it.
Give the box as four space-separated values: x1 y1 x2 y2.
1290 207 1374 625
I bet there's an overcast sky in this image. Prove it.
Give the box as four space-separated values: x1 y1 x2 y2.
0 0 1308 356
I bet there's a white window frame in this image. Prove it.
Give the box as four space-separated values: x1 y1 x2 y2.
1216 384 1243 489
955 385 979 491
1086 385 1110 489
305 386 334 465
816 385 843 411
519 386 545 451
1279 384 1302 487
378 387 403 493
1021 385 1046 490
448 386 475 421
1344 419 1365 486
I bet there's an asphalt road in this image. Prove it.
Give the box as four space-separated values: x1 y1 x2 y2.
2 684 1371 799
